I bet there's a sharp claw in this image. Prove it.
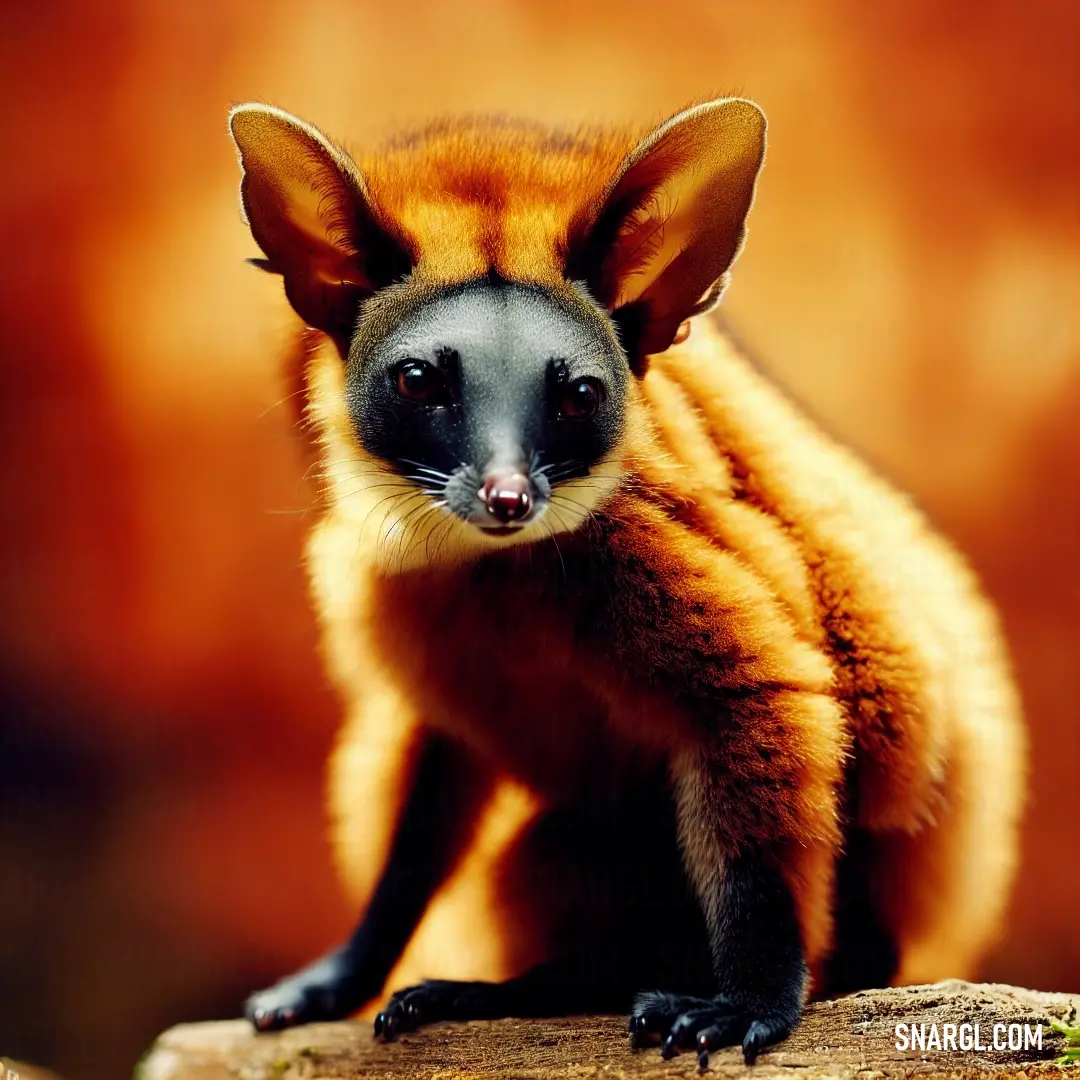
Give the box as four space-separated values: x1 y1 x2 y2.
628 1015 657 1049
695 1025 723 1071
661 1034 679 1059
373 1012 385 1036
382 1010 399 1042
743 1019 770 1065
697 1025 720 1051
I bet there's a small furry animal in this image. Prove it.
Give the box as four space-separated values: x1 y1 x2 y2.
229 97 1025 1066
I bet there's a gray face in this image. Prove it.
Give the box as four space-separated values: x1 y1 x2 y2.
345 279 629 537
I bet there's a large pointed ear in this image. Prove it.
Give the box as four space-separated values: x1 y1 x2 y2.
228 103 413 345
568 98 765 366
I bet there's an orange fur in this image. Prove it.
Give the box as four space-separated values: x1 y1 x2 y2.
234 103 1025 1003
358 119 633 289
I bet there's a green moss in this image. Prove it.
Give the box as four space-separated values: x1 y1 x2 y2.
1050 1019 1080 1066
130 1045 154 1080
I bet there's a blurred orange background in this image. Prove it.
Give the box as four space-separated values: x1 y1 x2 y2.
1 2 1077 1077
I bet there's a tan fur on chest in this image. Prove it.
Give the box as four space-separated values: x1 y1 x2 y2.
365 560 662 801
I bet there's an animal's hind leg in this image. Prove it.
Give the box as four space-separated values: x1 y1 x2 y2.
373 950 634 1040
871 698 1025 984
822 829 899 995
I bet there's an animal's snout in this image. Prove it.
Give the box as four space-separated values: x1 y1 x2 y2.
480 469 533 524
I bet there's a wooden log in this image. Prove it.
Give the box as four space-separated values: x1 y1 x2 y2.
137 980 1079 1080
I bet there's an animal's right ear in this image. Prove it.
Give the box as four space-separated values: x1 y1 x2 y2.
229 104 413 345
566 99 765 369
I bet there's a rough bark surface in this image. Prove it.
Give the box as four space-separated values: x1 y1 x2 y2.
137 981 1079 1080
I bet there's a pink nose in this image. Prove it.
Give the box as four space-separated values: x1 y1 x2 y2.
481 470 532 523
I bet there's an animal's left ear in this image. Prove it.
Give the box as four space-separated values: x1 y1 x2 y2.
228 103 413 348
569 98 766 365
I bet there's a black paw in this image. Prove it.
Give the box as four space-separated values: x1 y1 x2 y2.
374 979 496 1041
628 989 795 1067
246 951 371 1032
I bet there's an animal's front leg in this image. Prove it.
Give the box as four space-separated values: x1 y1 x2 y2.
585 507 845 1064
625 691 841 1066
246 733 490 1030
628 843 807 1066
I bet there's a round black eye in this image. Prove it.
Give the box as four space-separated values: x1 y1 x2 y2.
395 360 447 404
559 377 604 419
